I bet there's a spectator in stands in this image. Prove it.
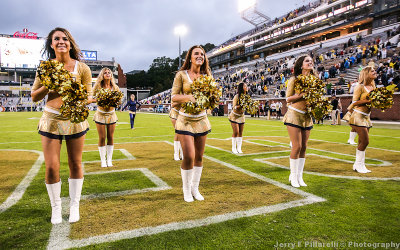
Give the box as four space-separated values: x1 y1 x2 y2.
122 94 141 129
283 55 315 188
171 45 211 202
31 27 93 224
92 68 121 168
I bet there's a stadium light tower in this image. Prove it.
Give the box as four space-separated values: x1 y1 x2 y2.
238 0 270 27
174 25 188 69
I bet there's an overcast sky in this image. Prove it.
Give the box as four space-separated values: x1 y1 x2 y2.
0 0 314 72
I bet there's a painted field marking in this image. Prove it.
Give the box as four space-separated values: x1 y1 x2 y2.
245 137 393 166
254 155 400 181
47 141 325 249
81 168 171 200
0 149 44 213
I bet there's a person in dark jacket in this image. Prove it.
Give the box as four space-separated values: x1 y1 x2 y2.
122 94 141 129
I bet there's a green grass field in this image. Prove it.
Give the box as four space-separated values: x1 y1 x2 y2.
1 111 400 249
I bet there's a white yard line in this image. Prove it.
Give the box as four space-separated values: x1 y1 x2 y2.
0 149 44 213
47 141 325 249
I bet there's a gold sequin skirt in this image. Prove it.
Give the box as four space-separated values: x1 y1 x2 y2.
38 107 89 140
349 110 372 128
342 111 352 122
175 113 211 137
228 111 245 124
93 110 118 125
283 108 313 130
169 108 179 120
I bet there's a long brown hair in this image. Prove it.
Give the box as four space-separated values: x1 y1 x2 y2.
293 55 315 77
180 45 211 76
43 27 82 60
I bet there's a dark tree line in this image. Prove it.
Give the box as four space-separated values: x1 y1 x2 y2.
126 43 215 95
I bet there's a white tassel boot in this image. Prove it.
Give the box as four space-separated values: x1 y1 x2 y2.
237 137 243 154
69 178 84 223
191 166 204 201
232 137 238 154
181 168 194 202
178 141 184 160
45 181 62 224
98 146 107 168
106 145 114 167
353 149 368 173
173 141 180 161
347 132 357 145
297 158 307 186
289 158 300 187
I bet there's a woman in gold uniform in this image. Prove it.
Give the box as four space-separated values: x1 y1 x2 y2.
31 27 93 224
228 82 248 154
171 45 211 202
282 55 314 187
169 103 183 161
347 66 376 173
92 68 121 167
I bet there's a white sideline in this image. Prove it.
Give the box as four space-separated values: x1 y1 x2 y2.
0 149 44 213
47 141 325 249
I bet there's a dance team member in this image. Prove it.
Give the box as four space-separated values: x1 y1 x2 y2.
348 66 376 173
31 27 92 224
282 55 315 187
228 81 248 154
169 102 183 160
92 68 121 167
171 45 212 202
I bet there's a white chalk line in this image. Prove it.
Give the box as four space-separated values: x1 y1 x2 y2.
47 141 325 249
245 138 391 167
244 135 400 153
254 155 400 181
0 149 44 213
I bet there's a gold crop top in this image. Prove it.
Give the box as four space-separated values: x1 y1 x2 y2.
32 61 92 109
351 84 375 113
286 77 306 111
232 94 244 114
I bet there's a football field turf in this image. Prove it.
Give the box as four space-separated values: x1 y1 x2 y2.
1 111 399 249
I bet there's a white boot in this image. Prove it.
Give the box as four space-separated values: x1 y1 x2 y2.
69 178 84 223
191 166 204 201
353 150 368 173
289 158 300 187
98 146 107 168
361 150 371 173
178 141 184 160
347 132 357 145
232 137 238 154
237 137 243 154
45 181 62 224
297 158 307 186
173 141 180 161
181 168 194 202
106 145 114 167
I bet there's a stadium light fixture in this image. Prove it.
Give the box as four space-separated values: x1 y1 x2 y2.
238 0 256 13
174 25 188 69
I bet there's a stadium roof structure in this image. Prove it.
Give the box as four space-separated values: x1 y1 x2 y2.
239 1 271 27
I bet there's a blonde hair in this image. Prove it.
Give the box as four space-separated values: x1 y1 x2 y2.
93 67 119 94
358 66 376 87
